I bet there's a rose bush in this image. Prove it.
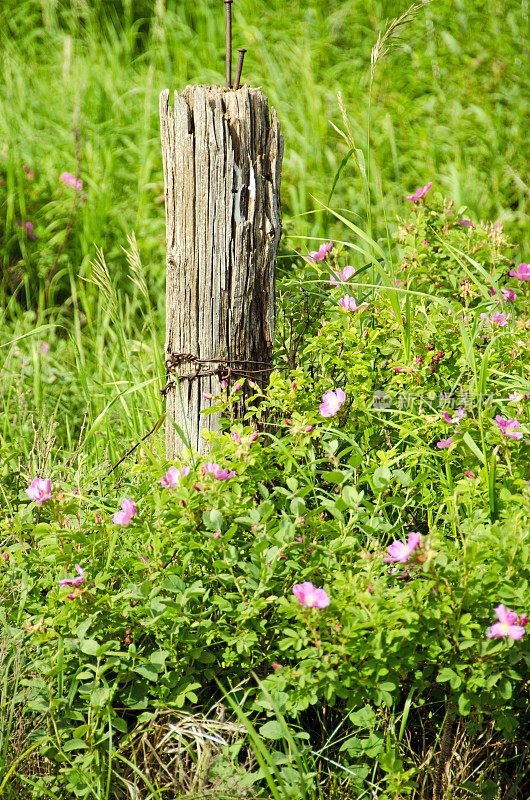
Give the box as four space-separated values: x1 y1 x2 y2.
2 193 529 797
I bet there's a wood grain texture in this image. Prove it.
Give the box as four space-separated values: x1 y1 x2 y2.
160 85 283 457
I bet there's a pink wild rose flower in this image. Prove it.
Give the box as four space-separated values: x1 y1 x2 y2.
495 415 523 440
201 462 236 480
329 265 355 285
292 581 330 609
319 387 346 417
58 563 84 587
60 171 83 190
480 311 510 327
26 477 53 505
490 286 517 302
443 408 465 425
406 182 432 202
509 263 530 281
305 241 333 263
338 295 369 313
160 466 190 488
384 532 421 564
112 498 137 525
491 311 510 327
486 604 526 640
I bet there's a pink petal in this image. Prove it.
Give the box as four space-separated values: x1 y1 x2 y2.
121 498 137 517
292 581 330 608
60 171 83 190
494 604 509 624
161 466 181 488
383 541 407 563
486 622 507 638
26 477 53 505
112 511 131 525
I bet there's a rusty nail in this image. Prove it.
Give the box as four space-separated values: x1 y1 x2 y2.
233 48 246 90
224 0 233 90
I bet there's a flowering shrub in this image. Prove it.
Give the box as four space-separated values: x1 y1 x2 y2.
396 187 522 302
268 508 530 749
2 193 530 796
3 451 530 795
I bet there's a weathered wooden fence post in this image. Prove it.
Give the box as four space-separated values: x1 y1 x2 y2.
160 84 283 458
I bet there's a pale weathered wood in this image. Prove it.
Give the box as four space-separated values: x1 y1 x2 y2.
160 85 283 457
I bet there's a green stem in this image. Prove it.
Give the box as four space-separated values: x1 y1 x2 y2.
433 691 455 800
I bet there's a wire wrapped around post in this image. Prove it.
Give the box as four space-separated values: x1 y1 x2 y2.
160 353 273 399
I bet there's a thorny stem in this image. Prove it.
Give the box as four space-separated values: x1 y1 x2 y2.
433 690 455 800
305 611 322 649
107 413 165 475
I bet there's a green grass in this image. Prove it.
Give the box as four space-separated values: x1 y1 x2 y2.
0 239 164 504
1 0 528 480
1 0 529 262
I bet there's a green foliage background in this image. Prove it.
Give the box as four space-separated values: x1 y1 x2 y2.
1 0 528 294
1 0 528 479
